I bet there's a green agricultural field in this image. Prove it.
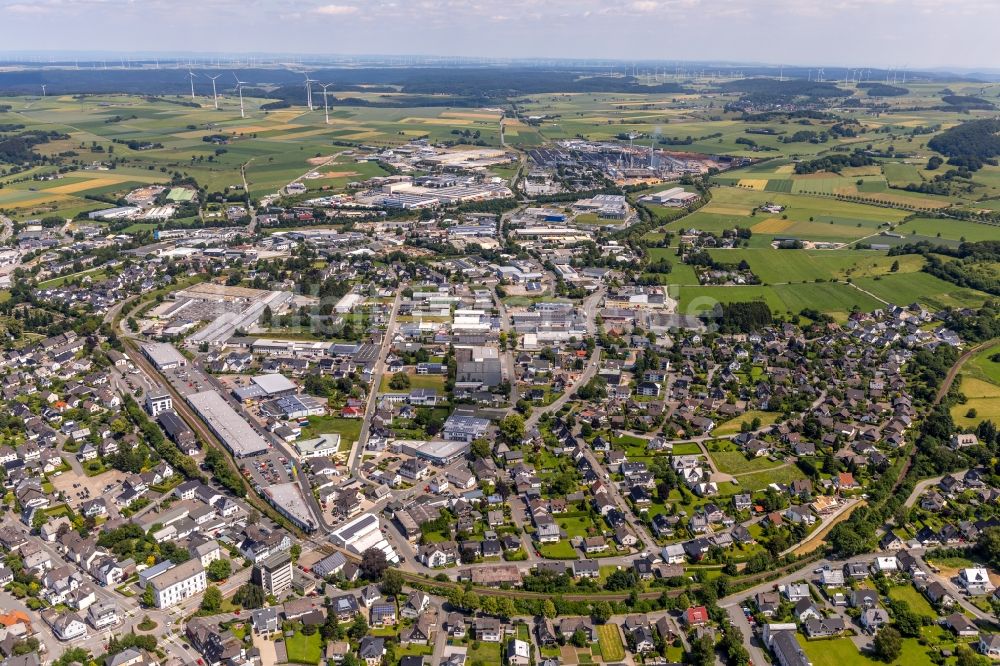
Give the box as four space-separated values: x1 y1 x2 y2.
852 272 992 310
895 217 1000 243
705 248 924 284
675 282 884 320
952 343 1000 427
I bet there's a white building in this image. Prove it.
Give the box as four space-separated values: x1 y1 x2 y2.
145 392 173 417
294 434 342 459
149 559 207 609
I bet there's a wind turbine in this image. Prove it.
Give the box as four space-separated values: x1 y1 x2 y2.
207 74 221 109
303 73 316 111
233 73 246 119
318 83 333 124
40 84 46 97
187 70 197 102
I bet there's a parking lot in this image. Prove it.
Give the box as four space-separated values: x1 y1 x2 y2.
49 464 126 512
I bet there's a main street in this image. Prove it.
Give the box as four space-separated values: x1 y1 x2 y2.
349 288 403 477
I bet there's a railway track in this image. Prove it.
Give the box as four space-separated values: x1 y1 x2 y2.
122 336 306 538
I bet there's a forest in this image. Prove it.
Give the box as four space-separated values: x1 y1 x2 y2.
927 118 1000 170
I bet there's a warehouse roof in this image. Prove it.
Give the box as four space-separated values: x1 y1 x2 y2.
187 390 269 457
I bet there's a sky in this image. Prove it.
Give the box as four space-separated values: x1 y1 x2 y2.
0 0 996 70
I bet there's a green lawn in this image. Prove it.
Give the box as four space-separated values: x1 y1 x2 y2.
465 640 502 666
284 631 322 664
671 443 703 455
380 371 446 393
888 584 938 618
557 512 599 539
709 451 786 475
674 282 884 321
726 465 806 492
538 540 578 559
300 415 362 448
713 410 780 436
597 624 625 662
797 634 938 666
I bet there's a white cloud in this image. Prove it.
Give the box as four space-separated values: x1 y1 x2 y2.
4 2 51 13
314 3 358 15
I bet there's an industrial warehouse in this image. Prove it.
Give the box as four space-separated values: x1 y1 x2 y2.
186 390 271 457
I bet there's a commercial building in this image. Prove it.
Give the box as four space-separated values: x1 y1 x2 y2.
455 346 502 388
294 434 342 459
262 483 317 533
260 395 327 420
148 559 207 609
186 390 270 457
640 187 699 206
253 550 293 597
397 439 471 465
251 339 334 357
329 513 399 564
145 392 173 417
233 374 298 401
442 413 490 443
141 342 187 371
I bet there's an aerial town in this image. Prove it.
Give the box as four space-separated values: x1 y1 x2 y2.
0 13 1000 666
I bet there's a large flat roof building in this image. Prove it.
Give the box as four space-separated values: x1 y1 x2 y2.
186 390 270 457
141 342 187 371
262 482 317 532
398 439 470 465
329 513 399 564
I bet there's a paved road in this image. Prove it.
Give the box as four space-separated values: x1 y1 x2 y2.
494 288 519 405
914 550 994 622
525 349 601 430
903 475 948 508
779 498 862 557
349 289 402 477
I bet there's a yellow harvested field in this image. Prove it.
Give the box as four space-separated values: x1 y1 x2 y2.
752 217 796 233
952 377 1000 426
3 193 73 209
401 118 484 126
307 155 338 165
737 179 768 190
225 124 301 133
173 129 214 139
834 186 859 196
775 165 795 174
841 166 883 177
268 128 341 140
874 192 950 209
46 176 148 195
440 111 501 120
340 131 381 139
